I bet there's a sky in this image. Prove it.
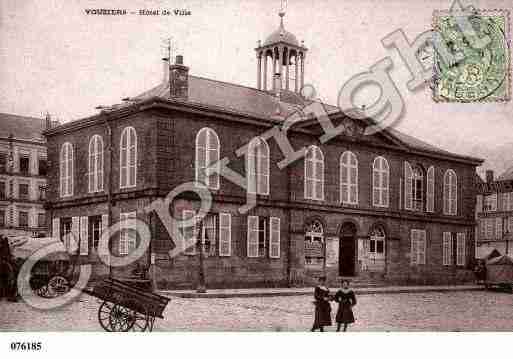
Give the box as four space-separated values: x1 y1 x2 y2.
1 0 512 176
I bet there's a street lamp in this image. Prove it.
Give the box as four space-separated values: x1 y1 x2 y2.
195 221 211 293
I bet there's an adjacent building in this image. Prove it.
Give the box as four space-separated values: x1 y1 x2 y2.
45 13 483 289
475 170 513 258
0 112 52 238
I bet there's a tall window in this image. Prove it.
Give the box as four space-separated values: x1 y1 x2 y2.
120 127 137 188
426 166 435 212
369 226 386 259
0 181 5 199
442 232 453 266
443 169 457 215
410 229 426 265
195 128 220 190
0 210 5 227
60 142 73 197
119 212 137 255
404 162 424 211
340 151 358 205
18 211 28 228
373 156 389 207
247 137 270 195
19 155 29 174
88 135 104 193
305 146 324 200
247 216 280 258
18 183 29 200
38 157 47 176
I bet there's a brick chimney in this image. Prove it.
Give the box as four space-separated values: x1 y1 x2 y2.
162 57 169 83
45 112 52 130
170 55 189 100
486 170 494 183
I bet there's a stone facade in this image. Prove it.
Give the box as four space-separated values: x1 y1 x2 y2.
475 170 513 258
44 14 483 289
0 113 50 238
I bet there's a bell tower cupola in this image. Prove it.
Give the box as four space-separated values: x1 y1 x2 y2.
256 9 307 94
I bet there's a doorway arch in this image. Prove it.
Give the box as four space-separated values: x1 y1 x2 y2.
339 222 357 276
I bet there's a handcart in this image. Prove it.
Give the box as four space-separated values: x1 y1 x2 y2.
83 278 170 332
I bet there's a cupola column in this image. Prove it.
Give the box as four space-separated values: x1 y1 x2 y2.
300 53 305 89
285 50 290 90
257 53 262 90
263 53 268 91
294 53 299 92
272 49 277 90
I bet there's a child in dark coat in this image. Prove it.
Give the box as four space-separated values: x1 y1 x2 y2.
334 279 357 332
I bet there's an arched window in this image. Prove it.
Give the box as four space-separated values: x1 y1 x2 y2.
60 142 73 197
247 137 269 195
195 127 220 189
404 162 424 211
305 146 324 200
120 127 137 188
426 166 435 212
305 220 324 267
340 151 358 205
444 169 457 215
373 156 389 207
88 135 104 193
369 226 386 259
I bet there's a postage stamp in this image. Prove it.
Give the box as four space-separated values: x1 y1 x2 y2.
432 8 510 103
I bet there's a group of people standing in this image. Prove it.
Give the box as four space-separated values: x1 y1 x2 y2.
311 276 357 332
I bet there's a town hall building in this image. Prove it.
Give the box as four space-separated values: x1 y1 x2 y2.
45 12 483 289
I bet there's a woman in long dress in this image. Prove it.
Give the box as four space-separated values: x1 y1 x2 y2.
311 276 332 332
334 279 357 332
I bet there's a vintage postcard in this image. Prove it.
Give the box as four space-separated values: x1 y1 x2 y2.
0 0 513 357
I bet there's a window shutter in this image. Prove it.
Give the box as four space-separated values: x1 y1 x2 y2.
127 212 137 253
418 230 426 264
71 216 80 253
404 162 413 210
219 213 231 256
456 232 466 266
80 216 89 255
247 216 259 258
99 214 109 255
269 217 280 258
442 232 451 265
427 166 434 212
410 230 418 265
52 217 60 240
119 213 128 255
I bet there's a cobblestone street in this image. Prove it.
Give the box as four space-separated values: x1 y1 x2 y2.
1 290 513 331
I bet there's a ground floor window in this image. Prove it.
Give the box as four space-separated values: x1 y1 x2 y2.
305 221 324 267
60 217 72 250
369 226 385 259
411 229 426 265
0 209 5 227
18 211 28 228
89 215 102 250
119 212 136 255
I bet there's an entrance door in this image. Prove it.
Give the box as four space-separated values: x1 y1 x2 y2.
339 223 357 276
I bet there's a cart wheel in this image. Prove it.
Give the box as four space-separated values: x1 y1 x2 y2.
34 284 52 298
98 301 115 332
128 304 150 332
47 276 70 297
98 300 149 332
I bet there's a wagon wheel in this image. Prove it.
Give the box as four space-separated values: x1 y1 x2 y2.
34 284 52 298
97 301 149 332
47 276 70 297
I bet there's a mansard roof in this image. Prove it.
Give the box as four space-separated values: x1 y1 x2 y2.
0 112 50 142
